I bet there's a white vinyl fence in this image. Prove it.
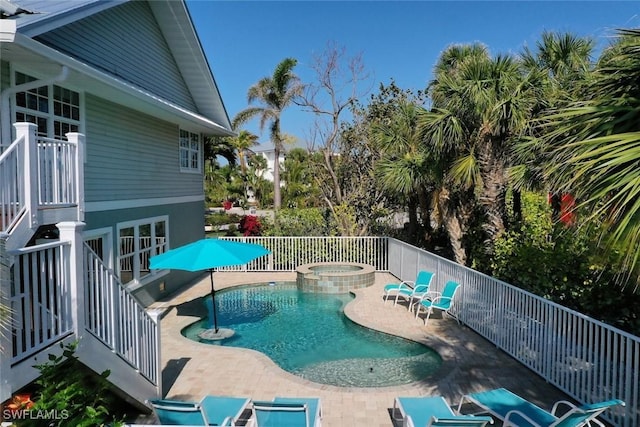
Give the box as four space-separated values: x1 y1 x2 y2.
387 238 639 427
216 236 637 426
220 236 388 271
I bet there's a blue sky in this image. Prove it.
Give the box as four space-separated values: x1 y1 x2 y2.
186 1 640 148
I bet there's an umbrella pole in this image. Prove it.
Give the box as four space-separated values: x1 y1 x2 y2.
209 269 219 333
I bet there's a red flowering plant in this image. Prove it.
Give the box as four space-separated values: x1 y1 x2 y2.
222 200 233 211
5 393 34 410
239 215 262 236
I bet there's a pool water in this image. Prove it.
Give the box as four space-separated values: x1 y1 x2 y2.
181 283 442 387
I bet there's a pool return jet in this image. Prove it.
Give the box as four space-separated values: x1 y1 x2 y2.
150 238 271 340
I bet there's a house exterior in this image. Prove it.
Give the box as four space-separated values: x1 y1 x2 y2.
251 145 285 183
0 0 233 408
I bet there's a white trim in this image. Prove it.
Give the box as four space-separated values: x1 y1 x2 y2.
10 67 85 140
125 270 169 293
13 33 234 136
179 128 202 173
116 215 169 288
83 226 114 270
85 195 204 212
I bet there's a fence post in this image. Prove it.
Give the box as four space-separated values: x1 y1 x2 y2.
14 122 38 228
65 132 85 222
56 221 86 343
0 232 12 402
147 308 162 398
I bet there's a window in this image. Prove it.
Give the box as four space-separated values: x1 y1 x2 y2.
14 71 81 139
117 216 168 287
180 129 201 172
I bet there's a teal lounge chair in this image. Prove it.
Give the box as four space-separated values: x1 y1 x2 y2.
414 280 460 325
393 396 493 427
383 270 434 308
250 397 322 427
149 395 250 426
457 388 625 427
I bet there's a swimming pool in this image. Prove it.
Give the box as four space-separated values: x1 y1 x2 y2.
181 283 442 387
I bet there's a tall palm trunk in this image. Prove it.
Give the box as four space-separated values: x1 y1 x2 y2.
273 142 282 210
479 139 507 251
438 188 468 265
407 196 419 244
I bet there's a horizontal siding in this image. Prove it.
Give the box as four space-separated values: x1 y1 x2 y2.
34 1 196 111
85 200 205 306
0 60 9 91
84 94 203 202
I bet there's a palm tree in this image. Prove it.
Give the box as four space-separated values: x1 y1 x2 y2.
230 130 259 203
512 32 595 219
541 29 640 287
371 101 434 243
421 43 532 262
233 58 302 210
232 130 259 176
203 135 236 182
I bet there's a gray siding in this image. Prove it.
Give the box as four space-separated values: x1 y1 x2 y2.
34 1 196 112
84 94 204 202
85 200 205 306
0 60 9 91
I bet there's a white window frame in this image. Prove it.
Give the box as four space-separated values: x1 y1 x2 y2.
11 68 84 139
116 215 169 290
84 227 114 270
179 128 201 173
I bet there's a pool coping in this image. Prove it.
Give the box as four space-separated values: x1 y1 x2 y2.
172 278 453 393
145 271 572 426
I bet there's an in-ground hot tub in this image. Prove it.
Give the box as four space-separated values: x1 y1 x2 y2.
296 262 375 293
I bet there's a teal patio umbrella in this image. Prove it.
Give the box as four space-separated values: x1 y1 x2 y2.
149 238 270 338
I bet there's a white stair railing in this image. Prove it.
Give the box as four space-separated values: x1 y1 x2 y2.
10 240 74 364
0 123 84 236
0 124 36 234
0 134 25 232
84 243 160 385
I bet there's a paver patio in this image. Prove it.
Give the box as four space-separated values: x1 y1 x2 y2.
133 272 572 426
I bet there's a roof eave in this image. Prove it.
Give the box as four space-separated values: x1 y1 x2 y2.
17 1 128 37
13 33 235 136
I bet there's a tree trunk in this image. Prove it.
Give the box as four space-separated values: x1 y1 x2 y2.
438 188 467 265
273 143 281 210
445 213 467 265
407 197 419 244
418 187 433 238
479 142 506 252
512 188 522 226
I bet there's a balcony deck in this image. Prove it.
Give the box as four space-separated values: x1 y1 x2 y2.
133 272 571 426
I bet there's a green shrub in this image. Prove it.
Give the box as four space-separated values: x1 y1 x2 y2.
205 212 241 227
20 341 124 427
263 208 332 236
490 191 640 335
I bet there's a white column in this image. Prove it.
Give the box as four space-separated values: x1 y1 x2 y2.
56 221 86 343
65 132 85 222
13 122 38 228
0 232 12 401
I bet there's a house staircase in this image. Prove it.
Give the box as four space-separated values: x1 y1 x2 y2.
0 123 160 409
